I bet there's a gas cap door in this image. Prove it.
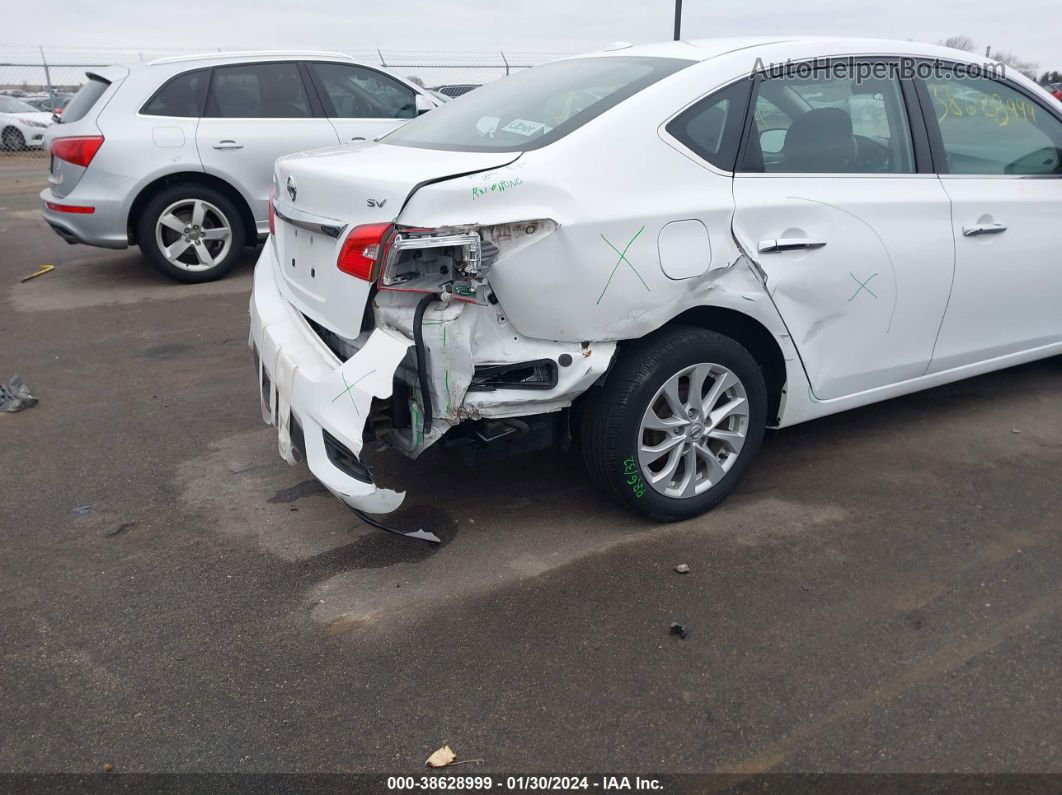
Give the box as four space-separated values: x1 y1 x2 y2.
657 219 711 280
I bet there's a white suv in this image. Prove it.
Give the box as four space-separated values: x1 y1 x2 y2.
41 52 439 282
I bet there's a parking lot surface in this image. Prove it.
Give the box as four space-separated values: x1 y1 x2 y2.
2 150 1061 773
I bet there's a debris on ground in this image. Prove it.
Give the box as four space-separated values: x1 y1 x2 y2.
107 522 137 538
426 745 457 768
101 763 113 773
669 622 688 639
674 563 691 574
20 264 54 283
1011 428 1022 434
72 505 93 517
0 375 38 412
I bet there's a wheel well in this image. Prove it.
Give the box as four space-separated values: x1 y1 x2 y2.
127 172 258 246
666 306 788 425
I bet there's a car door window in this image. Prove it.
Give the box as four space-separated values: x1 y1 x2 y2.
741 66 915 174
142 69 209 117
206 62 311 118
923 73 1062 175
309 62 416 119
665 78 751 171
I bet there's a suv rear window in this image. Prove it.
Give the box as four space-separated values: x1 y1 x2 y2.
61 75 110 123
383 56 692 152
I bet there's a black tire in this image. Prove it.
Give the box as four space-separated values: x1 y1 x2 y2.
2 126 26 152
137 183 246 283
580 325 767 522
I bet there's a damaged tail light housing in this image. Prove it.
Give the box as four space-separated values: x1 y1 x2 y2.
50 135 105 168
338 223 393 281
377 221 554 295
268 189 276 237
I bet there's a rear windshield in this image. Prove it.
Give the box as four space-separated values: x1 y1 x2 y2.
383 56 693 152
60 75 111 123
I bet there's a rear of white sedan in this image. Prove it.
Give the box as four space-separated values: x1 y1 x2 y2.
249 37 1062 521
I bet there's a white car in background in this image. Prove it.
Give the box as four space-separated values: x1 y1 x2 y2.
40 52 440 282
0 95 53 150
250 37 1062 522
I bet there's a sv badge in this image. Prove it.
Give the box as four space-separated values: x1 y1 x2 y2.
366 198 387 208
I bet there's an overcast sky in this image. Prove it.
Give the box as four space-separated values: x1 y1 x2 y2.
8 0 1060 72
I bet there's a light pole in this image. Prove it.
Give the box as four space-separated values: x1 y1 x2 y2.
674 0 683 40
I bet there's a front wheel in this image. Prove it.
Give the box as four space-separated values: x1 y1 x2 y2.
137 184 245 283
580 326 767 522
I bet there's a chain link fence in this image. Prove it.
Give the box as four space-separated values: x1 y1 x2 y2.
0 45 568 154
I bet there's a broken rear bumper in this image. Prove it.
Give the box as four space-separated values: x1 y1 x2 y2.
249 243 412 514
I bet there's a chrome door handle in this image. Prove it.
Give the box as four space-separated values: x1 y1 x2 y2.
212 139 243 150
757 238 828 254
962 223 1007 237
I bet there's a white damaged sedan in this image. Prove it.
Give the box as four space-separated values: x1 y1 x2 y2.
250 37 1062 522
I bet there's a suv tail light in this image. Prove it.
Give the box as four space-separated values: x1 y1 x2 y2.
337 223 392 281
50 135 104 167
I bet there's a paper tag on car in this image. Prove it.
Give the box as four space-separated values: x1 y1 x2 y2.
501 119 546 137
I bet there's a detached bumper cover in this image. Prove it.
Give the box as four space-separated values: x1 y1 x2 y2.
249 243 412 513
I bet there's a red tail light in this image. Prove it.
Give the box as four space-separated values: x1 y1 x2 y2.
268 189 276 237
338 223 392 281
50 135 104 168
45 201 95 214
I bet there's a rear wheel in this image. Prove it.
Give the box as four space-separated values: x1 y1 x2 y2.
581 326 767 522
2 127 26 151
137 184 245 283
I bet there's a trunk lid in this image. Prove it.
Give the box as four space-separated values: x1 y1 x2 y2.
271 141 519 339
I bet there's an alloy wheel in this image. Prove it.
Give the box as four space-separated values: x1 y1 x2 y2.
637 363 750 499
154 198 232 272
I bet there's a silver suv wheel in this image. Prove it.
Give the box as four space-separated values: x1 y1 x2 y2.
637 362 749 499
154 198 233 272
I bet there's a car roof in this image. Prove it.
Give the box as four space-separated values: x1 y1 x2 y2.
582 36 992 65
147 51 357 66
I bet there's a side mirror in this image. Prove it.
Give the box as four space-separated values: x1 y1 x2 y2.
415 94 436 115
760 128 786 155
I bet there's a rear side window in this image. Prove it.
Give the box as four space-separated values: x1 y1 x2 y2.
923 72 1062 175
141 69 208 117
666 79 752 171
61 75 110 123
205 62 311 118
309 62 415 119
740 65 915 174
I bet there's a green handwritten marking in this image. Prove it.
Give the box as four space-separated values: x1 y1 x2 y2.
410 402 423 447
472 177 524 200
442 326 448 347
622 456 648 498
330 369 376 415
597 226 650 305
444 370 452 413
848 272 879 301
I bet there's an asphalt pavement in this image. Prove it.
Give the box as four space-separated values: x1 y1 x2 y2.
2 150 1061 774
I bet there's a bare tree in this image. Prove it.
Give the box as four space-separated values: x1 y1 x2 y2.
406 75 425 88
940 36 976 52
938 36 1040 80
992 50 1040 80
